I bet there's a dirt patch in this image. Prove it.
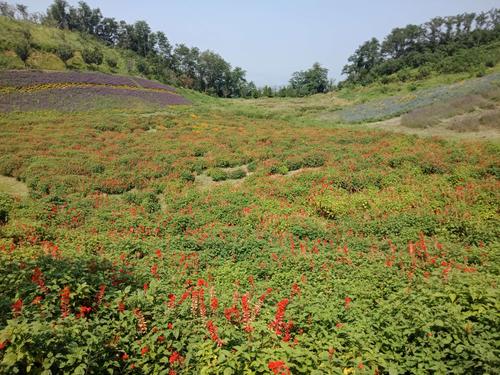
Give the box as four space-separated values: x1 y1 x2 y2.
0 175 28 197
195 164 253 188
362 113 500 140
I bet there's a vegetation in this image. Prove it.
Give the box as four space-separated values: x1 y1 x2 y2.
0 2 499 374
0 69 499 372
342 9 500 86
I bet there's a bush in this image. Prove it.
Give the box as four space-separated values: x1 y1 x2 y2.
0 193 13 224
228 169 246 180
207 168 228 181
14 41 30 63
105 56 117 68
180 171 195 182
55 45 74 64
82 47 103 65
302 154 325 168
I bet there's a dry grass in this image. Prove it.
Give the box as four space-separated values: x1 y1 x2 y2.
0 175 28 197
401 92 496 129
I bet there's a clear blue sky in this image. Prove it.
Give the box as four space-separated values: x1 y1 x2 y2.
21 0 499 86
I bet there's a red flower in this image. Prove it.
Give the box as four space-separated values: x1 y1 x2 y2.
169 351 182 364
151 264 158 277
77 306 92 318
118 302 126 312
12 298 23 316
0 341 7 350
344 296 352 309
122 353 129 361
167 293 176 308
96 284 106 306
206 320 223 346
141 346 149 356
210 296 218 311
32 295 43 305
60 286 71 318
268 360 290 375
155 249 163 258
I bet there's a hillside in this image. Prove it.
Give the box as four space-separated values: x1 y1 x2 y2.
0 70 190 111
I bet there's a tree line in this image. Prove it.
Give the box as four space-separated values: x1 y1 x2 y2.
0 1 332 98
342 9 500 85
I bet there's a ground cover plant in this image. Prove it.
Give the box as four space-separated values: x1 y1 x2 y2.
0 82 499 373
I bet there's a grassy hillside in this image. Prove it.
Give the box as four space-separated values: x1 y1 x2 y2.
0 16 147 77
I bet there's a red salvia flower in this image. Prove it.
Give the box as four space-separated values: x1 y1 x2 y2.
31 267 49 293
12 298 23 316
60 286 71 318
77 306 92 318
210 296 218 311
206 320 223 346
118 302 126 312
141 346 149 356
151 264 159 278
96 284 106 306
268 360 290 375
344 296 352 309
32 295 43 305
169 351 182 364
168 293 176 308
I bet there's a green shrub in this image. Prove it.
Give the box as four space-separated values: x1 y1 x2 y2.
207 168 228 181
105 56 117 68
82 47 103 65
228 169 246 180
55 45 74 64
180 171 195 182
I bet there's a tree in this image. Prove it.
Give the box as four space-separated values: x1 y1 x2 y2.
289 63 329 96
342 38 381 83
16 4 28 20
46 0 70 29
96 17 119 45
0 2 15 18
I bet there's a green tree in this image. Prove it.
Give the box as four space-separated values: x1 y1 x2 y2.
289 62 329 96
46 0 70 29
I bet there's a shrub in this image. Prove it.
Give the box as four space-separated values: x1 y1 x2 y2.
302 154 325 168
55 45 74 64
228 169 246 179
180 171 195 182
82 47 103 65
14 41 30 63
207 168 228 181
142 193 160 213
105 56 117 68
0 193 13 224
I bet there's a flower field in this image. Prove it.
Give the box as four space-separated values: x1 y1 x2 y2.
0 70 189 112
327 72 500 123
0 76 499 374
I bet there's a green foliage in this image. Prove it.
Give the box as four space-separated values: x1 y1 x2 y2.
81 46 103 65
55 44 74 63
342 9 500 86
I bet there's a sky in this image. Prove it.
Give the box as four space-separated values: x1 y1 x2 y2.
20 0 500 86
